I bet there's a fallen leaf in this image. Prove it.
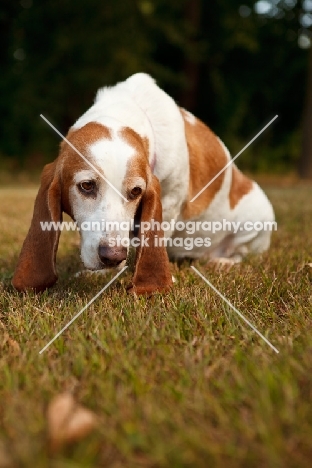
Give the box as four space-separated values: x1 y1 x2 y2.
0 440 14 468
47 392 98 452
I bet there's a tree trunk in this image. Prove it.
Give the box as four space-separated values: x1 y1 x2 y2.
299 47 312 179
179 0 201 111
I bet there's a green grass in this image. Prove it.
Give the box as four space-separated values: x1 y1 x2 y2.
0 183 312 467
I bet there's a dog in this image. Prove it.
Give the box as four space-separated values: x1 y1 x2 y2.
12 73 275 295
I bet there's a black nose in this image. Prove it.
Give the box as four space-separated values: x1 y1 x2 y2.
98 245 127 267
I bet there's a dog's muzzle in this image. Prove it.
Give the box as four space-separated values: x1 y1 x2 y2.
98 245 127 267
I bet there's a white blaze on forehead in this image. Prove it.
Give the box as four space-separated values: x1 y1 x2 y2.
89 135 135 192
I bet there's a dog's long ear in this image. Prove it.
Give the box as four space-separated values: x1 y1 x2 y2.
12 162 62 292
128 174 172 295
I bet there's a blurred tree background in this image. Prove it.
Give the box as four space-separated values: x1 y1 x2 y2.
0 0 311 176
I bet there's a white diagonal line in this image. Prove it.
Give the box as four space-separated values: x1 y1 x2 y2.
39 266 128 354
40 114 128 203
190 115 278 203
191 266 279 354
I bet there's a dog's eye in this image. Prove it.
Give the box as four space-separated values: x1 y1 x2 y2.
129 187 142 199
79 181 95 193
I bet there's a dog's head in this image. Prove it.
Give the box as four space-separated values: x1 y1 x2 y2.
12 122 172 295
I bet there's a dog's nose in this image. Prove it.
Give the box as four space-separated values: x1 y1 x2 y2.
98 245 127 267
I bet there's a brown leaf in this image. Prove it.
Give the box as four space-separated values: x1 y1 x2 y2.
0 440 14 468
47 392 98 452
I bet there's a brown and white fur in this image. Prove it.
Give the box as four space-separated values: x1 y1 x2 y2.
12 73 274 295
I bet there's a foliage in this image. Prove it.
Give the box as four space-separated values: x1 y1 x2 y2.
0 0 310 172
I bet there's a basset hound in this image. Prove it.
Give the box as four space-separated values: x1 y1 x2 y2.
12 73 274 295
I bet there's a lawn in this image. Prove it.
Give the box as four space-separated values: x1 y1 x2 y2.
0 183 312 467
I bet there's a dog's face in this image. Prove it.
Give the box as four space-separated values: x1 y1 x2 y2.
12 121 172 294
60 123 148 270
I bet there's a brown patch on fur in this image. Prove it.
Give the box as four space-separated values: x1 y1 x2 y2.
120 127 150 187
142 137 150 161
60 122 112 172
119 127 147 157
180 109 229 219
120 127 151 169
59 122 112 216
66 122 112 146
229 166 253 209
